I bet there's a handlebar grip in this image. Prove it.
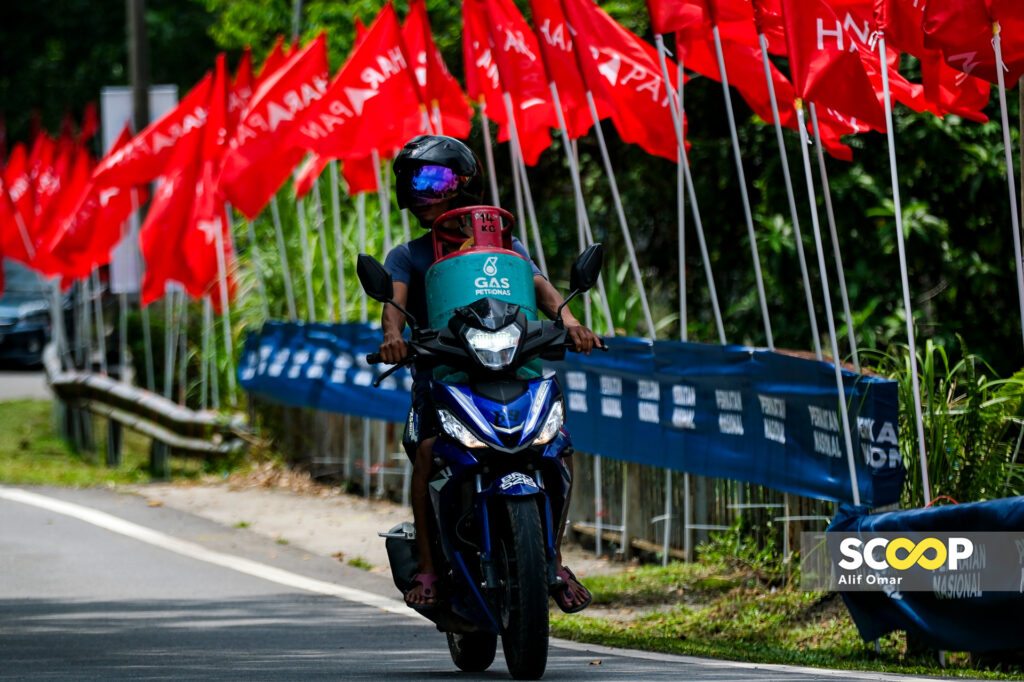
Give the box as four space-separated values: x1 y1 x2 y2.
366 352 383 365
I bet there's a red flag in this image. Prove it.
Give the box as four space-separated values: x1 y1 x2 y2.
463 0 509 125
751 0 788 55
228 47 255 131
875 0 991 120
779 0 888 131
560 0 684 161
922 0 1024 84
294 152 329 199
292 6 423 162
256 36 288 85
480 0 559 164
2 142 35 261
342 155 382 196
78 102 99 145
40 125 148 278
91 71 214 189
403 0 472 138
141 56 233 305
531 0 618 139
184 54 236 308
218 33 329 220
646 0 705 35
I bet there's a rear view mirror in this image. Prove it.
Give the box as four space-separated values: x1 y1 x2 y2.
570 243 604 294
357 254 394 303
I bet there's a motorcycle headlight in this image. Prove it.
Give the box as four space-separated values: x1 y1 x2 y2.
437 408 488 448
465 324 521 370
533 400 564 445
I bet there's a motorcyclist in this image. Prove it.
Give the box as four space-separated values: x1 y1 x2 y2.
378 134 600 612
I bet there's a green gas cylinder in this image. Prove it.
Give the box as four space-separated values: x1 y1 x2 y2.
424 250 537 329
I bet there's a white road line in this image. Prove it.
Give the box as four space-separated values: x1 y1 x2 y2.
1 486 940 681
0 486 417 619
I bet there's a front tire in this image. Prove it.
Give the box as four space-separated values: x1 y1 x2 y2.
494 497 549 680
446 631 497 672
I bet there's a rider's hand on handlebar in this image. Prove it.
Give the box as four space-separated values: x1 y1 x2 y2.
379 330 409 365
566 323 604 355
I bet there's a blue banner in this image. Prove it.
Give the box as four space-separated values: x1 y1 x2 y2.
239 322 905 507
830 500 1024 652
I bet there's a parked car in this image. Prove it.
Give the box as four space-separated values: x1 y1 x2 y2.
0 259 56 366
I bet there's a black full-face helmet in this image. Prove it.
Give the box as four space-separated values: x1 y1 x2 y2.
393 135 485 213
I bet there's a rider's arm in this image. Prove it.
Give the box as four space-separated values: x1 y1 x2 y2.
534 275 602 354
380 281 410 364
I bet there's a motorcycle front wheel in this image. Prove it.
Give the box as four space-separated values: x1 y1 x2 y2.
446 631 497 672
494 496 549 680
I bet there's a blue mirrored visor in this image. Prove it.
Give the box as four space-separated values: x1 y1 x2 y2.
407 164 464 206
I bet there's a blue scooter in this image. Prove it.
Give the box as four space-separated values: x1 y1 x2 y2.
357 218 603 680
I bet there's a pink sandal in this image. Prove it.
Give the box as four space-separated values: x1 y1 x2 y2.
405 573 439 606
551 566 592 614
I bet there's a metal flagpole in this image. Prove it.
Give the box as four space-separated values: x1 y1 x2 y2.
177 298 188 405
312 177 336 322
655 37 727 344
795 101 860 507
90 269 108 375
200 296 210 410
548 82 615 331
501 93 549 278
126 187 155 388
711 25 773 348
357 193 368 321
508 126 529 249
209 299 220 411
270 196 298 321
583 92 656 339
809 103 859 371
878 37 930 505
295 195 317 319
479 102 502 206
163 285 177 399
757 32 821 359
372 149 393 255
329 161 346 322
214 208 237 399
245 218 271 321
677 55 687 341
993 24 1024 351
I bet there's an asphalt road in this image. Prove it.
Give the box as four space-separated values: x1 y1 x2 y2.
0 487 944 681
0 366 50 401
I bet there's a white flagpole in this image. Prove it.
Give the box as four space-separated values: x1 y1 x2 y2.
163 284 177 400
479 103 502 206
200 296 210 410
244 218 271 321
177 298 188 405
548 81 615 332
209 299 220 411
993 23 1024 351
90 268 108 376
677 55 687 341
655 36 727 344
795 101 861 507
757 32 821 359
214 207 237 399
372 148 392 256
501 92 549 278
127 187 155 388
711 25 774 349
809 103 859 371
329 161 347 322
878 37 931 506
294 195 317 319
311 177 336 322
270 196 298 321
583 91 656 339
357 192 368 319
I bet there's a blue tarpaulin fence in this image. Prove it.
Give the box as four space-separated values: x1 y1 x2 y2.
830 500 1024 652
239 321 906 507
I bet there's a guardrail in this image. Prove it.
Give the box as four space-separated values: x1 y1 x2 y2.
43 344 250 473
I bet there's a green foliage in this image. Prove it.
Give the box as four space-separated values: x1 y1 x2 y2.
863 339 1024 507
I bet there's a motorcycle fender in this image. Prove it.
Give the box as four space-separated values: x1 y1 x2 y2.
484 471 542 497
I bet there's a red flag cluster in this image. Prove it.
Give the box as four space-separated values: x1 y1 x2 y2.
5 0 1017 304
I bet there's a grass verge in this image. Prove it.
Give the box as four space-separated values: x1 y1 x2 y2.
551 561 1024 679
0 399 208 486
